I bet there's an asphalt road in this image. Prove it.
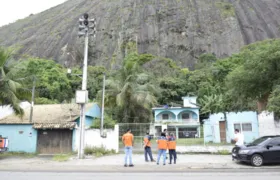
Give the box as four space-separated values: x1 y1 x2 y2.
1 172 280 180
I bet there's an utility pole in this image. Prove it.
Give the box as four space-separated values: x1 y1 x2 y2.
100 73 106 137
29 76 36 123
77 13 96 159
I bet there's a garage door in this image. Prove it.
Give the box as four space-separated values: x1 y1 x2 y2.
37 129 73 154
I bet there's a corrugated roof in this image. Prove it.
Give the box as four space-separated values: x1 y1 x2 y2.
0 103 93 129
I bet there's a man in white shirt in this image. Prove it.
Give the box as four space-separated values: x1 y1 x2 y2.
233 129 244 146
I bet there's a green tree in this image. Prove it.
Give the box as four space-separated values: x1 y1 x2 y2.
226 39 280 111
0 47 30 116
267 86 280 117
195 53 217 70
104 53 159 123
19 58 73 103
87 66 107 100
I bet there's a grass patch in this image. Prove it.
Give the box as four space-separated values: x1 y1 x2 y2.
52 154 72 162
215 2 235 18
217 149 230 155
0 152 37 158
84 146 116 157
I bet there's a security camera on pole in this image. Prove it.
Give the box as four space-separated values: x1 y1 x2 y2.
76 13 96 159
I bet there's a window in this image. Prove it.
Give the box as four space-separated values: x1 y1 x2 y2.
270 138 280 146
242 123 252 132
182 113 190 119
234 123 252 132
162 114 169 120
234 123 241 131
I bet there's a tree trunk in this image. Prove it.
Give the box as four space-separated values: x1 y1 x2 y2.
257 93 270 112
223 112 228 130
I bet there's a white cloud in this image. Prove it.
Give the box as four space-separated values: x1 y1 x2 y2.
0 0 67 27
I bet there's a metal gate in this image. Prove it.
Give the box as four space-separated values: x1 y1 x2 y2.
119 123 156 152
37 129 73 154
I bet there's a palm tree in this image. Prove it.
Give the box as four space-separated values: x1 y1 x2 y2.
105 57 159 123
0 47 30 117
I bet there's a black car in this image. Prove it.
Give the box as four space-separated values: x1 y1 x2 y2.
232 136 280 166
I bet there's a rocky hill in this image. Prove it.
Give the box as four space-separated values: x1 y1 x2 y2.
0 0 280 69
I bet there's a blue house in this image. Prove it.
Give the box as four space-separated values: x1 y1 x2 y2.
203 111 259 144
152 96 201 138
0 103 100 154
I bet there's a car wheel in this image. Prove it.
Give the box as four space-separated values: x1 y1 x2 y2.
251 154 263 167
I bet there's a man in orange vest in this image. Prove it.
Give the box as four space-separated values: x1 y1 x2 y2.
122 129 134 167
143 132 155 162
156 132 168 165
168 133 177 164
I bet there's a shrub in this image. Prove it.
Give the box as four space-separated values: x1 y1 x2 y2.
84 146 116 157
35 97 58 104
52 154 72 162
90 116 116 129
218 150 230 155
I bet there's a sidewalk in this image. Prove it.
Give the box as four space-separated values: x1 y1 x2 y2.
1 154 280 172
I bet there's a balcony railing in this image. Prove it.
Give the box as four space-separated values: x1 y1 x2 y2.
155 119 199 125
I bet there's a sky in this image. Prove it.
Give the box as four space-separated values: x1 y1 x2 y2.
0 0 67 27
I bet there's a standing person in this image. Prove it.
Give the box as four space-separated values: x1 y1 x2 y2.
143 132 155 162
167 133 177 164
232 129 244 146
122 129 134 167
156 132 168 165
163 129 169 160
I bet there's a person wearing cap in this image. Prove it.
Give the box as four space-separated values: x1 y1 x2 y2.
156 132 168 165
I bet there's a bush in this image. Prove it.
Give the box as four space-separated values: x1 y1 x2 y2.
52 154 72 162
84 146 116 157
35 97 58 104
90 116 116 129
218 150 230 155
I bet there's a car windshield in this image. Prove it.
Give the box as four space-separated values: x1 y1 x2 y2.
248 137 272 146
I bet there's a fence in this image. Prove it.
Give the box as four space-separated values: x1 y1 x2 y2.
118 123 209 153
118 122 275 153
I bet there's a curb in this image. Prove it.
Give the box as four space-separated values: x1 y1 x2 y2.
1 164 280 173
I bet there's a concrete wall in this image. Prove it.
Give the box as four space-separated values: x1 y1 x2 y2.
258 111 280 136
204 111 259 144
0 124 37 153
0 102 30 119
73 125 119 153
183 96 197 108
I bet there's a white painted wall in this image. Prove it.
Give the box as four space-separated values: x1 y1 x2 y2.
0 102 30 119
182 96 197 108
74 125 119 153
258 111 280 136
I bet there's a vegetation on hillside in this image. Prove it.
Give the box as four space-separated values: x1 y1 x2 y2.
1 38 280 121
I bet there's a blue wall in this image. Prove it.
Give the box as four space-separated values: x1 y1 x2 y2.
0 124 37 153
204 111 259 144
76 116 95 128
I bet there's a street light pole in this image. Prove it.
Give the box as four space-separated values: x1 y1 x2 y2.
78 29 88 159
100 73 106 136
29 76 36 123
77 13 96 159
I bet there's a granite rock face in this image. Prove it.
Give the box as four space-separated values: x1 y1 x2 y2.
0 0 280 69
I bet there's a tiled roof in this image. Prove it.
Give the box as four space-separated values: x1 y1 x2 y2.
0 103 93 129
33 122 76 129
